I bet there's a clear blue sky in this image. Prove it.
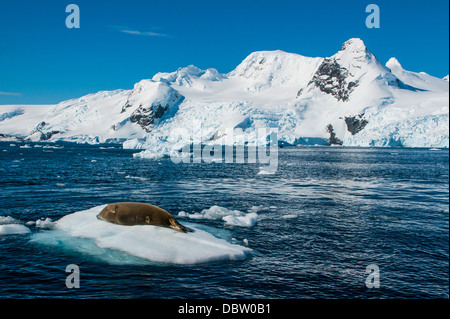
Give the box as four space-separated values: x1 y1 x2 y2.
0 0 448 104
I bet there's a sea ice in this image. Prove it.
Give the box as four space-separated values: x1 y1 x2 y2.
31 205 252 265
0 224 31 235
178 205 259 227
0 216 31 235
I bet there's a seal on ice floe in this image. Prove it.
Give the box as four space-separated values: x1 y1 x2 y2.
96 202 193 233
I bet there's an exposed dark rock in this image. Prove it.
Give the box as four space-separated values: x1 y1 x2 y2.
121 101 132 113
0 109 24 122
43 131 61 140
122 90 183 133
111 118 129 131
345 114 368 135
326 124 343 145
29 121 61 140
32 121 47 132
308 58 359 101
0 133 23 142
129 103 170 133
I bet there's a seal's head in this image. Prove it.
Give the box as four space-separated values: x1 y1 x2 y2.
97 203 116 222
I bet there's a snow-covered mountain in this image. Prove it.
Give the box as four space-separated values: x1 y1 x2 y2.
1 38 448 156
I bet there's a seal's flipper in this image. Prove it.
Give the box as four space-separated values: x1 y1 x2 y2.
170 219 194 233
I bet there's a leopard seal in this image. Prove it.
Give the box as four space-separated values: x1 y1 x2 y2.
96 202 193 233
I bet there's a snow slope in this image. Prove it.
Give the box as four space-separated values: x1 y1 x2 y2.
0 38 448 152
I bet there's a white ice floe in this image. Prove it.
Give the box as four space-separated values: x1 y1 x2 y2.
178 205 259 227
0 216 31 235
222 213 258 227
35 217 55 229
0 224 31 235
31 205 252 265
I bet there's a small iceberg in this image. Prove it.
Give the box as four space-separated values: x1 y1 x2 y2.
0 216 31 235
43 145 64 149
178 205 259 227
31 205 252 265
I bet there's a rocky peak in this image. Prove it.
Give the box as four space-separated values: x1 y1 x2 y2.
299 38 390 101
306 57 359 102
117 80 184 133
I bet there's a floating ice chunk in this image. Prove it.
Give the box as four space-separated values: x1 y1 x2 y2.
200 205 244 220
223 212 258 227
43 145 64 149
0 216 31 235
32 205 252 265
0 216 19 225
0 224 31 235
178 205 259 227
35 217 55 229
177 211 187 217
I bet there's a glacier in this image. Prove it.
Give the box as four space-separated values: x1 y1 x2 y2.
0 38 448 154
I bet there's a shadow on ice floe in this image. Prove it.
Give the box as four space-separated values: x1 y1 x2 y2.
96 202 193 233
30 204 252 265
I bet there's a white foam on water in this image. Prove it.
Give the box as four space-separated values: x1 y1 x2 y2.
125 175 148 182
30 205 252 265
281 214 298 219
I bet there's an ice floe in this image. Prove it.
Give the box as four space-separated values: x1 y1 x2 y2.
30 205 252 265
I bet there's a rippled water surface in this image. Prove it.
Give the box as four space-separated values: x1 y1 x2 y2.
0 142 448 298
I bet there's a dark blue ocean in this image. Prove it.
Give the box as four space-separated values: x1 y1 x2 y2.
0 142 448 298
